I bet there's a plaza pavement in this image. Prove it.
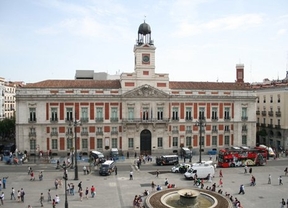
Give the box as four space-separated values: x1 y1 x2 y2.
0 155 287 208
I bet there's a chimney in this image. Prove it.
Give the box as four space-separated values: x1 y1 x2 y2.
236 64 244 83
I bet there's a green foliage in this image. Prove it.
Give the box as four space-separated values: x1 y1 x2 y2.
0 117 15 141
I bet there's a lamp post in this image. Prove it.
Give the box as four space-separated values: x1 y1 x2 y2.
71 117 81 180
195 118 206 163
60 162 71 208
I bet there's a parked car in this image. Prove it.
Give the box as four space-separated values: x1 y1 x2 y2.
171 163 191 173
207 149 217 155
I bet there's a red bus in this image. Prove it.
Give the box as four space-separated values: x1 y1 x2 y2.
218 146 268 168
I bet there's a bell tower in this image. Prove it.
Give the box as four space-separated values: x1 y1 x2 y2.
134 21 156 78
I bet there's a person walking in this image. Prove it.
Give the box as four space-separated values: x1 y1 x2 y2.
11 187 16 200
85 187 89 199
114 166 118 175
20 188 25 202
90 185 96 198
249 167 252 175
281 198 286 208
79 188 83 201
151 181 156 191
156 169 160 177
279 176 283 185
17 190 21 202
130 170 133 180
39 193 44 207
218 178 223 187
238 184 245 194
47 189 51 202
78 181 82 192
268 174 271 184
2 177 8 189
219 169 223 178
0 192 4 205
52 199 56 208
284 167 288 176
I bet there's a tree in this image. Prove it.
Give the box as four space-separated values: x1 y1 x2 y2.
0 117 16 142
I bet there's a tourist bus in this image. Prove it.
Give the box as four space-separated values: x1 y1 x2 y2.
218 146 268 168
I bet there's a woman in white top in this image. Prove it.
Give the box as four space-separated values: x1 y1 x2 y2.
55 195 60 204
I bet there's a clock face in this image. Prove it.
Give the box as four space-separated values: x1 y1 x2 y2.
142 55 150 63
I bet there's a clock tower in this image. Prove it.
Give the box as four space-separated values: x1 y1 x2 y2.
134 21 156 78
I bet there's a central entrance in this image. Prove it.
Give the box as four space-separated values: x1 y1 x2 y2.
140 129 152 155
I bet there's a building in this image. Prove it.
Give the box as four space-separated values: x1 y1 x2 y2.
15 21 256 156
252 73 288 151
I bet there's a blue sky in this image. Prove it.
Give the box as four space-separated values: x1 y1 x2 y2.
0 0 287 83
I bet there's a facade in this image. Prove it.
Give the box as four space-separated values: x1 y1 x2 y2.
0 77 4 120
15 22 257 156
253 74 288 151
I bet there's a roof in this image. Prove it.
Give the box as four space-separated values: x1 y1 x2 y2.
169 81 251 90
23 79 121 89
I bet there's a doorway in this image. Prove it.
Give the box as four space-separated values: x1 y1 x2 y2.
140 129 152 155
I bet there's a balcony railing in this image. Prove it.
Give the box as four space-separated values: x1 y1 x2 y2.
276 111 281 117
50 118 58 122
261 111 266 116
96 131 104 136
267 124 273 128
80 117 89 123
268 111 273 116
198 116 206 120
224 116 230 121
111 131 118 135
241 116 248 121
95 118 104 122
212 129 218 133
28 118 37 123
185 117 193 121
199 129 205 133
110 118 119 122
122 118 170 123
241 128 247 133
185 130 192 134
275 125 281 129
81 132 89 136
66 132 73 136
224 129 230 133
172 130 179 134
50 132 58 136
211 116 218 121
260 123 266 127
171 117 179 121
65 118 73 122
29 132 36 137
256 110 260 115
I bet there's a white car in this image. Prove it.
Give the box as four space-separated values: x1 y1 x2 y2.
171 163 191 173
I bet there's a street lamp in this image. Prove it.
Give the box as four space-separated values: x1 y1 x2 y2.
69 118 81 181
60 161 72 208
195 118 206 163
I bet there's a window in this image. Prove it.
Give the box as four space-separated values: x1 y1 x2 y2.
29 127 36 137
199 136 204 145
67 127 73 136
212 136 217 146
199 107 205 120
111 126 118 134
66 107 73 121
257 118 259 123
242 135 247 145
242 125 247 132
172 107 179 120
81 107 88 122
128 107 134 120
157 137 163 148
277 94 280 103
263 118 266 124
172 126 178 134
241 107 247 120
224 107 230 119
172 137 178 147
212 107 218 120
224 136 230 145
185 107 192 120
111 107 118 120
51 127 58 136
278 119 280 125
97 139 103 149
186 137 192 147
270 95 273 103
51 108 58 121
30 140 36 150
81 127 88 136
112 138 118 148
142 107 149 120
96 127 103 135
224 125 230 132
29 108 36 122
82 139 88 149
96 107 103 121
186 125 192 134
67 138 73 149
128 138 134 148
157 107 163 120
270 119 273 125
263 95 266 103
52 139 58 150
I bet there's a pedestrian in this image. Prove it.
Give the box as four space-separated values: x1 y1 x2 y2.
90 185 96 198
208 173 212 183
164 178 169 186
211 183 216 192
11 187 16 200
279 176 283 185
83 166 87 175
30 171 35 181
48 189 51 202
219 169 223 178
284 167 288 176
281 198 286 208
54 179 59 189
79 188 83 201
2 177 8 189
209 155 212 161
0 179 2 191
134 152 137 159
78 181 83 193
115 166 117 175
244 165 247 174
218 178 223 187
20 188 25 202
238 184 245 194
0 192 4 205
39 193 44 207
268 174 271 184
156 169 160 177
130 170 133 180
52 199 56 208
85 187 89 199
28 205 32 208
17 190 21 202
151 181 155 191
28 166 32 175
249 167 252 175
39 171 43 181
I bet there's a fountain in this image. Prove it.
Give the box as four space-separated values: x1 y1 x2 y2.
145 188 233 208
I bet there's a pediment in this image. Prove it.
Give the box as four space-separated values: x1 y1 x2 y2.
122 84 169 98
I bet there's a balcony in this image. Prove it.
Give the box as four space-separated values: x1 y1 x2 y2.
28 118 37 123
198 116 206 120
172 130 179 134
29 132 36 137
267 124 273 128
50 118 58 122
212 129 218 134
256 123 260 127
171 117 179 121
65 118 73 122
211 116 218 121
66 132 73 137
241 128 247 133
261 111 266 116
260 123 266 127
276 111 281 117
81 132 89 136
95 117 104 122
268 111 273 116
256 110 260 115
122 118 169 123
275 125 281 129
50 132 58 136
96 131 104 136
185 130 192 134
224 116 230 121
199 129 205 133
80 117 89 123
185 117 193 121
241 116 248 121
111 131 118 135
224 129 230 133
110 118 119 122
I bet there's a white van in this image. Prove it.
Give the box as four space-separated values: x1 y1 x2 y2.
184 163 215 180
